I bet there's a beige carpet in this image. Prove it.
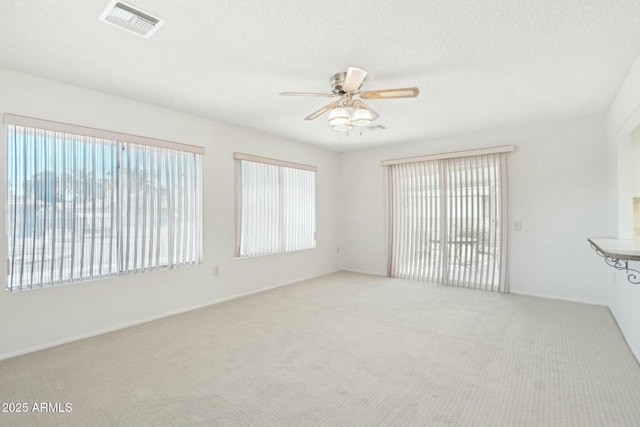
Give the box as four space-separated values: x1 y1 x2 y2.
1 271 640 427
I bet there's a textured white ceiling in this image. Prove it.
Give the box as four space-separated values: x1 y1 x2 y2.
1 0 640 151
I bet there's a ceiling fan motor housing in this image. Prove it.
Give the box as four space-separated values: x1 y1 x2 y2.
331 72 349 94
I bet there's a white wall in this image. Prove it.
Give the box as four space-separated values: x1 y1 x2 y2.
339 116 611 304
0 68 340 360
0 64 630 360
606 51 640 360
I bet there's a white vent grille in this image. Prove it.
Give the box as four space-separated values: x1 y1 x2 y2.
99 1 164 38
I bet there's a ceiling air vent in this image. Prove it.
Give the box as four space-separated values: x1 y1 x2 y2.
99 1 164 39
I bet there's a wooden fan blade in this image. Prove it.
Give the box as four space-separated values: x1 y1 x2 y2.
360 87 420 99
304 101 338 120
280 92 337 97
343 66 368 93
352 100 380 120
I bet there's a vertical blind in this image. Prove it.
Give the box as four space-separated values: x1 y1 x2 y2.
235 153 316 258
386 150 510 292
5 117 203 291
120 143 202 273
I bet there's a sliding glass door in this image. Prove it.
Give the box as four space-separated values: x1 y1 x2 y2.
387 152 509 292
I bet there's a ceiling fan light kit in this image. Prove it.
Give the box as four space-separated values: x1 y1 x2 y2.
327 104 373 131
327 107 350 126
333 123 353 132
350 108 373 127
280 66 419 134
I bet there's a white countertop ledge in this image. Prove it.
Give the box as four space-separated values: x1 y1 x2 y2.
588 237 640 261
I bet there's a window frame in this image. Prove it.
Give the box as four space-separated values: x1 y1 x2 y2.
4 114 204 292
234 152 317 259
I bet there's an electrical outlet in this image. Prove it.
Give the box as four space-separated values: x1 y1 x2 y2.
212 266 219 277
513 221 522 231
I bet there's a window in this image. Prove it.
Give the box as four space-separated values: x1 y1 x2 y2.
385 146 512 292
5 114 203 291
235 153 316 257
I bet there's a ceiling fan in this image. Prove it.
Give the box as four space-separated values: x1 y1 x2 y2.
280 66 420 132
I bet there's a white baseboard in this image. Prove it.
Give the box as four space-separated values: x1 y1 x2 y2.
607 305 640 364
225 269 343 299
340 272 607 305
340 268 388 277
0 269 341 361
509 290 606 306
